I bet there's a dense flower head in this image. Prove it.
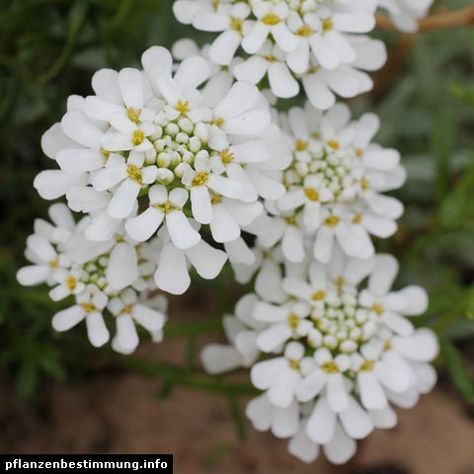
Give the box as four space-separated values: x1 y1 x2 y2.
246 102 406 264
17 204 167 353
173 0 387 108
202 248 438 464
34 46 291 289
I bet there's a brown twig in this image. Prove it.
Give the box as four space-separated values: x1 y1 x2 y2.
376 5 474 32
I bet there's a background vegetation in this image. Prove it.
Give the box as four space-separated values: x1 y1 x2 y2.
0 0 473 411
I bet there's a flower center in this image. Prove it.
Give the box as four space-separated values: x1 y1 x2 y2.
127 107 140 124
324 215 340 227
220 149 234 164
322 18 333 32
295 139 308 151
297 24 314 37
261 13 281 25
192 171 209 186
175 100 190 115
132 129 145 146
66 276 77 290
304 187 319 201
81 302 96 313
230 16 243 32
127 164 143 184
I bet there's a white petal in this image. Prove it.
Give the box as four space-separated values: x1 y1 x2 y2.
323 422 356 465
86 312 110 347
126 207 164 242
339 397 374 440
52 305 85 332
358 371 388 410
107 179 141 219
155 243 190 295
201 344 242 374
306 397 336 444
185 241 227 279
113 314 139 354
106 243 139 290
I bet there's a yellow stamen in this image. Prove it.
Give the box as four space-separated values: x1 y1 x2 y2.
312 290 326 301
220 149 234 165
286 216 297 226
361 360 374 371
327 139 340 150
361 176 370 190
304 187 319 202
321 361 339 373
192 171 209 186
288 358 300 371
81 303 96 313
384 340 393 351
155 200 178 213
211 193 223 205
263 54 277 62
322 18 333 32
355 147 364 157
49 259 58 268
297 24 314 37
334 277 345 289
100 147 110 160
127 107 140 124
324 215 340 227
132 129 145 146
127 164 142 184
230 16 243 32
287 313 300 331
352 213 362 224
261 13 280 25
66 276 77 290
295 139 308 151
123 304 133 314
175 99 190 115
372 304 384 315
211 116 225 127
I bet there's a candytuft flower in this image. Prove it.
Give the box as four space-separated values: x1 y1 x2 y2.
202 249 438 464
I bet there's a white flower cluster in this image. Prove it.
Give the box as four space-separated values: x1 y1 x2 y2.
17 0 436 465
32 46 291 296
202 248 438 464
247 102 405 265
17 204 167 354
173 0 386 109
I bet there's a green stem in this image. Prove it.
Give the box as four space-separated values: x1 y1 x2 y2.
115 356 259 396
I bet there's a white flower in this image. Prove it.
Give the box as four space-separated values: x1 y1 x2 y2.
378 0 433 32
125 185 200 249
250 102 405 263
108 288 167 354
35 45 277 269
173 0 383 105
242 1 298 55
234 41 299 98
201 293 262 374
206 250 438 465
17 233 71 287
152 229 227 295
18 205 168 353
52 284 110 347
192 2 252 65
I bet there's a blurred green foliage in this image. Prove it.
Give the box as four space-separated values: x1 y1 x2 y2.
0 0 473 403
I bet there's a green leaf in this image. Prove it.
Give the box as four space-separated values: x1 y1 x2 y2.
440 337 474 404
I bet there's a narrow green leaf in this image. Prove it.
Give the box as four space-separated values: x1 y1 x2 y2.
440 337 474 404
